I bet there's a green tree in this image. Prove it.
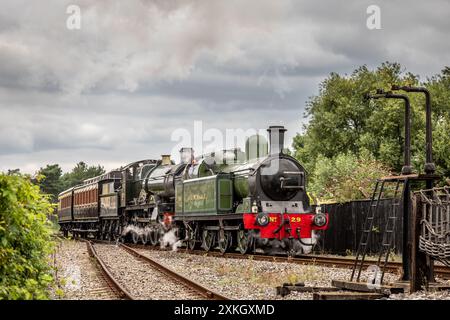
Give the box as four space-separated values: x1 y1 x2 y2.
35 164 63 203
0 173 56 299
60 161 105 190
426 66 450 178
7 169 21 175
294 63 450 201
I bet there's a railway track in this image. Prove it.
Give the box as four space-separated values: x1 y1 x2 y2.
85 240 229 300
128 243 450 279
118 243 229 300
85 240 135 300
194 250 450 279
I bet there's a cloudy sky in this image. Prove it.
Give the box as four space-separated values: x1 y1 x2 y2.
0 0 449 173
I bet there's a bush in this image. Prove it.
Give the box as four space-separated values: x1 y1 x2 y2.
0 173 56 299
309 150 391 203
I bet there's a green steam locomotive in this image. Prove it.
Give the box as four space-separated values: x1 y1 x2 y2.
58 126 328 255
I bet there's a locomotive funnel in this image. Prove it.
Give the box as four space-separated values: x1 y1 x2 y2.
267 126 287 155
161 154 171 165
180 147 194 164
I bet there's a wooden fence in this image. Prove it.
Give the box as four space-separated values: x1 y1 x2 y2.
314 199 403 255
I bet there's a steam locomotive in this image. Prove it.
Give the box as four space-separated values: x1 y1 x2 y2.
58 126 328 255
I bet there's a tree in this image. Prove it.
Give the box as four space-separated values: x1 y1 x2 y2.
0 173 56 299
426 66 450 178
60 161 105 190
7 169 20 175
35 164 63 203
293 63 450 201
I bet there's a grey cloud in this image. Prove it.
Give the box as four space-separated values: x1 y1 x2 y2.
0 0 449 173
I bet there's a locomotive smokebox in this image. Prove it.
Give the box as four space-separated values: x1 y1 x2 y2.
267 126 287 155
180 147 194 164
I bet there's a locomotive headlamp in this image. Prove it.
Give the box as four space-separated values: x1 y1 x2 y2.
251 201 258 214
256 213 269 226
313 213 327 227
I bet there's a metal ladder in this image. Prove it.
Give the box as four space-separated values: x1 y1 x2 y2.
351 178 406 283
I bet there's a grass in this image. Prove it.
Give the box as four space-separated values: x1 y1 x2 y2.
214 260 322 287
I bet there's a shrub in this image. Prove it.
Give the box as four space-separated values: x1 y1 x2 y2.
309 150 391 203
0 173 56 299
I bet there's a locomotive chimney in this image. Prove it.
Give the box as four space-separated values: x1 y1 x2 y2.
161 155 171 165
267 126 287 155
179 147 194 164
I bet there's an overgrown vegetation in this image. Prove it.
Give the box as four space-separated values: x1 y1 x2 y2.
308 151 391 203
294 62 450 203
0 173 56 299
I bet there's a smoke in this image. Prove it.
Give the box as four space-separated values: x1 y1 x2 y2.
259 231 319 255
122 225 149 237
299 231 319 254
121 223 182 251
122 225 137 236
160 229 182 251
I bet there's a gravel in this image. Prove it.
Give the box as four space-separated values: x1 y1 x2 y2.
389 290 450 300
93 243 204 300
133 248 377 300
134 247 450 300
51 239 118 300
52 239 450 300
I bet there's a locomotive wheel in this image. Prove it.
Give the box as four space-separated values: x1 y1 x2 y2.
218 230 232 254
131 230 139 244
187 225 198 251
149 229 159 246
201 230 214 252
112 221 120 242
105 221 112 241
99 222 105 240
237 230 252 254
141 230 149 245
